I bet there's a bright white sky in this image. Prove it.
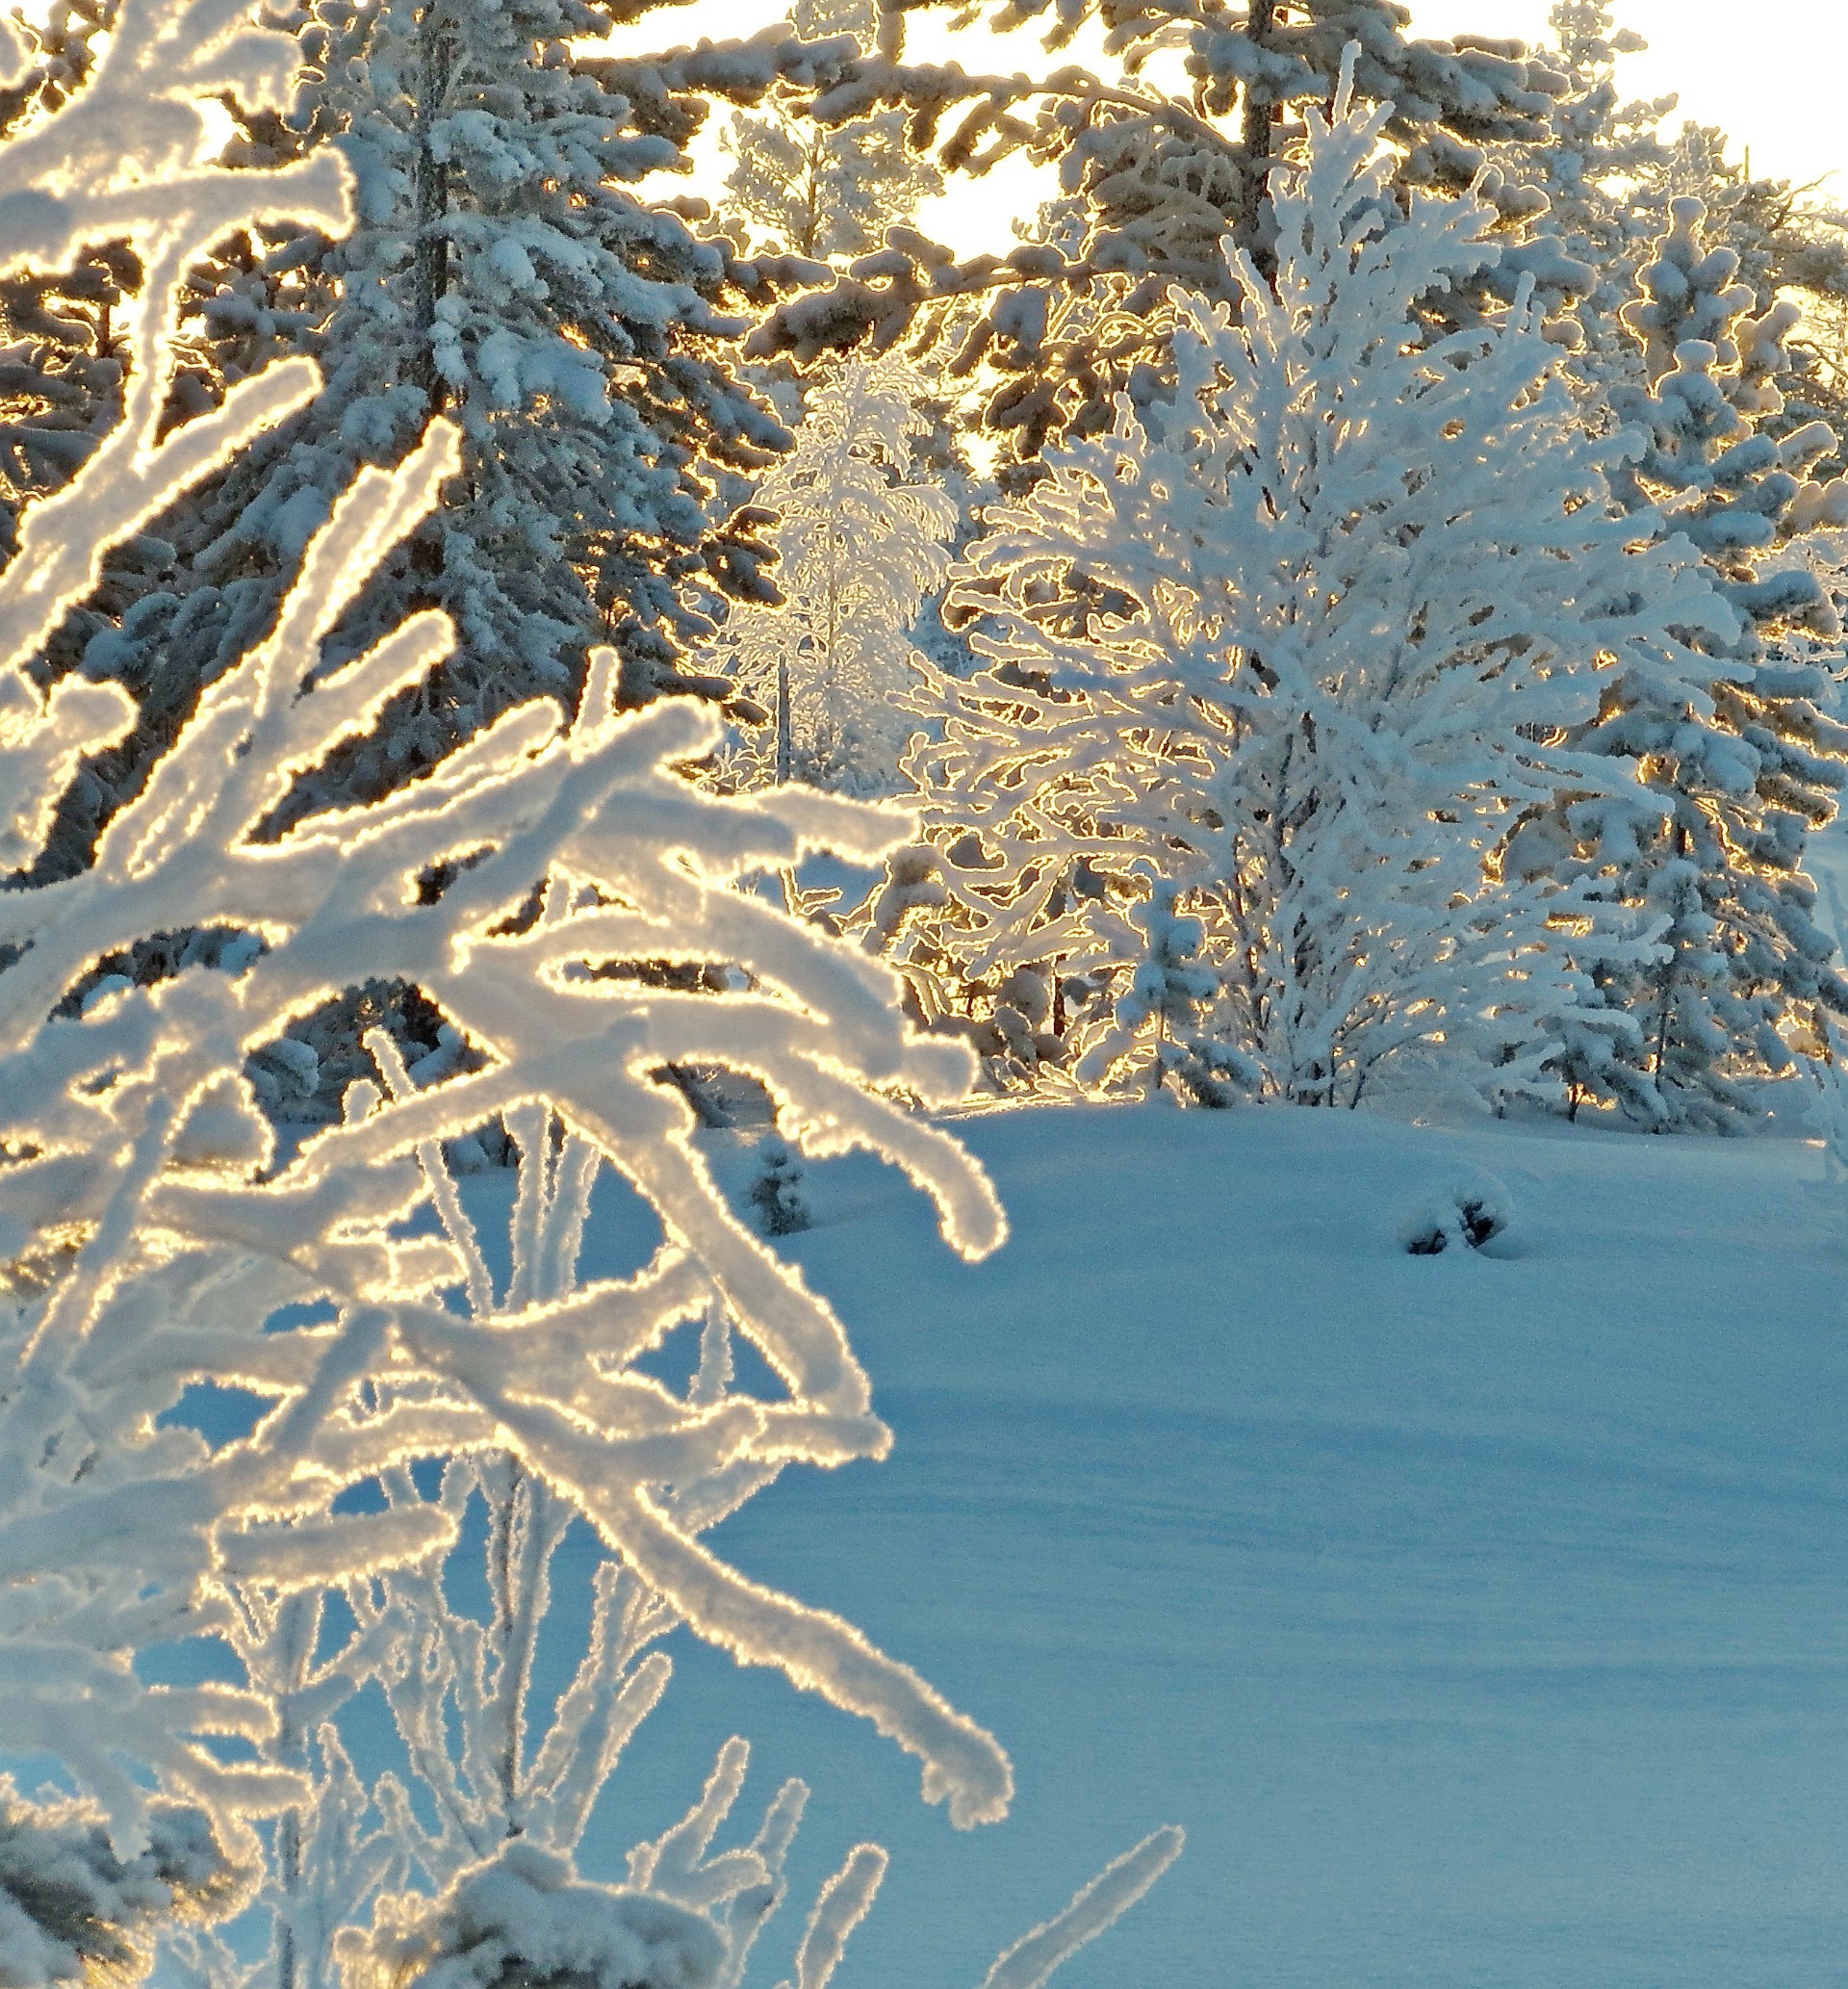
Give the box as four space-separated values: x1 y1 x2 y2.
613 0 1845 255
1407 0 1847 194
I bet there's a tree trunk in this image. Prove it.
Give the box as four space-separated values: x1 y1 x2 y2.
1650 819 1693 1108
1242 0 1280 280
412 3 454 420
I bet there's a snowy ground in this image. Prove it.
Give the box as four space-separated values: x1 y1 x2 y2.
129 1096 1848 1987
562 1099 1848 1989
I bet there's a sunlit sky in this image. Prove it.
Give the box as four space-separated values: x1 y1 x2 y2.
609 1 1847 255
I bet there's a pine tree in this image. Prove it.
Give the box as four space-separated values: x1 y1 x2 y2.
1508 9 1848 457
74 0 792 857
718 0 941 266
1543 197 1848 1128
717 356 955 793
1502 2 1676 387
756 0 1579 485
896 65 1736 1110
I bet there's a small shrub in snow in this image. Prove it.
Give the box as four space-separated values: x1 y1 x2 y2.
354 1842 723 1989
1399 1173 1515 1256
749 1136 811 1235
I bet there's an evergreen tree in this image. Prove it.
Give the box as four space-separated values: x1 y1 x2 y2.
717 356 955 793
718 0 941 266
1538 197 1848 1128
1502 2 1676 386
75 0 791 853
1510 8 1848 456
756 0 1579 484
896 66 1734 1109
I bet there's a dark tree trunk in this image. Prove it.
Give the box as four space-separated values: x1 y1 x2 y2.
1242 0 1280 281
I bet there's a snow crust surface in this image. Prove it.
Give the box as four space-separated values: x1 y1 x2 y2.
560 1102 1848 1989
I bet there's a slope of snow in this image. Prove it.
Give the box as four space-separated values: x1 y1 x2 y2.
568 1100 1848 1989
122 1099 1848 1986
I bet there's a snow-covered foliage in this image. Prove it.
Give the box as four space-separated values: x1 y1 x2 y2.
65 0 797 890
749 0 1574 484
718 358 955 793
719 0 940 266
1500 3 1677 386
0 1781 233 1989
1503 8 1848 452
327 1744 1178 1989
894 67 1733 1109
353 1841 723 1989
0 0 1031 1899
1548 195 1848 1127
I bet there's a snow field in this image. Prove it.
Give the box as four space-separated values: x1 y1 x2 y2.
553 1102 1848 1989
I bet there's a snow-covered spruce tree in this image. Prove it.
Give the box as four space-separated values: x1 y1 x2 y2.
716 357 955 793
67 0 800 890
718 0 940 267
1533 195 1848 1128
1495 2 1676 389
893 63 1736 1110
1652 135 1848 482
1500 11 1848 457
750 1 1578 484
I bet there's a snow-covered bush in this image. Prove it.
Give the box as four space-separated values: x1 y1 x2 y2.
355 1842 723 1989
0 1781 233 1989
329 1757 1180 1989
1398 1173 1514 1256
750 1137 811 1235
896 61 1734 1110
168 1098 1170 1986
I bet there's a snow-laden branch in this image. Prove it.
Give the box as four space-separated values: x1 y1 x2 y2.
0 0 1009 1879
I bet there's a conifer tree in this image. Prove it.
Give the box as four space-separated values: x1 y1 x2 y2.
753 1 1578 483
1509 7 1848 452
1539 197 1848 1127
1502 2 1675 385
73 0 794 858
719 0 941 266
717 356 955 793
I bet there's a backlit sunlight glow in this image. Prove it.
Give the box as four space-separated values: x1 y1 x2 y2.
598 0 1848 254
4 0 1846 1982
